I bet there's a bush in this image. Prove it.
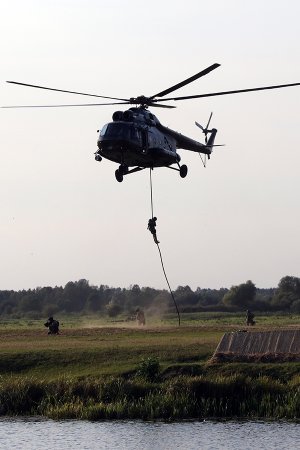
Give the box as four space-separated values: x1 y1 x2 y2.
136 357 160 381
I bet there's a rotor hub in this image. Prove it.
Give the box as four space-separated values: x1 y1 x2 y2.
129 96 150 107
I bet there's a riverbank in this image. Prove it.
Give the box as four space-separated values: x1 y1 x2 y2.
0 368 299 420
0 314 299 420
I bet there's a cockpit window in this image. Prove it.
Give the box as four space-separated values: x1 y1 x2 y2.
104 123 130 138
101 123 141 143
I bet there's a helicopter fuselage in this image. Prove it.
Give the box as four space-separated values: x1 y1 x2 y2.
96 107 211 171
97 108 179 168
98 121 179 168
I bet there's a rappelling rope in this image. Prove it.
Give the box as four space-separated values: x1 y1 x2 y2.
150 167 154 220
149 169 181 326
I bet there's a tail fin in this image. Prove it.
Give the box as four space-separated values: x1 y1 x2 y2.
205 128 217 159
195 112 215 145
206 128 217 148
195 112 218 159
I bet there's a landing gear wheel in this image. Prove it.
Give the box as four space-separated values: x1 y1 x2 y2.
115 169 123 182
180 164 188 178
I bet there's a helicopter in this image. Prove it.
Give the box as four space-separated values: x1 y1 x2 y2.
4 63 300 182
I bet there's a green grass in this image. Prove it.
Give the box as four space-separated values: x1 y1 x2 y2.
0 326 219 378
2 311 298 329
0 373 299 420
0 312 299 379
0 312 299 419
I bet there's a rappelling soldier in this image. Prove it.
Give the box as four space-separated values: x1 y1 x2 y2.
147 217 160 244
44 316 60 335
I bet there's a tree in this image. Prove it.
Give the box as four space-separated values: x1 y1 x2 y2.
125 285 142 310
19 291 42 313
106 299 122 317
222 280 256 310
291 299 300 313
62 279 92 312
85 292 102 313
271 276 300 310
175 285 197 307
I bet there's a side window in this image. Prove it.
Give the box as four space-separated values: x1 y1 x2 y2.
131 127 141 142
141 130 148 149
100 124 108 137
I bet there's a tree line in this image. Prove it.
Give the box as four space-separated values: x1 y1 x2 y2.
0 276 299 318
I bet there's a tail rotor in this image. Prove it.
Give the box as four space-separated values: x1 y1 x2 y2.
195 112 213 144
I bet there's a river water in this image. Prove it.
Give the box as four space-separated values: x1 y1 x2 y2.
0 418 299 449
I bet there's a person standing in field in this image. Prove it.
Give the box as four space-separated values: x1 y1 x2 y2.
246 310 255 326
136 308 146 326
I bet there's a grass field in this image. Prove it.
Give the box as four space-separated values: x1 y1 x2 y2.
0 312 299 378
0 313 299 419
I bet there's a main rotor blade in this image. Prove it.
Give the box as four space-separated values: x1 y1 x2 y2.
150 63 220 99
154 82 300 102
1 102 131 108
6 81 129 102
148 103 176 109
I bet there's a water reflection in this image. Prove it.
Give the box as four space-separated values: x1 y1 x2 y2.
0 418 299 450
